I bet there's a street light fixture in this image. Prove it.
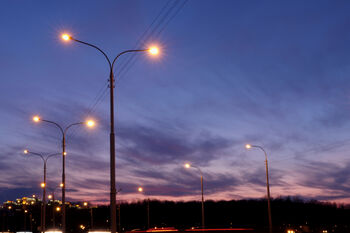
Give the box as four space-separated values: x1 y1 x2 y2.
184 163 205 229
32 115 95 233
245 144 272 233
60 32 159 233
23 149 60 233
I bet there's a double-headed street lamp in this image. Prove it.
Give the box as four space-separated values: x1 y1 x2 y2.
184 163 205 229
245 144 272 233
60 32 159 233
23 149 60 233
32 115 95 233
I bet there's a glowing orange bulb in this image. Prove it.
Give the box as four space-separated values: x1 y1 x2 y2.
60 183 64 187
33 116 40 122
24 149 28 154
56 207 61 211
86 120 95 127
149 47 159 55
41 183 46 188
184 163 191 169
83 202 88 206
245 144 252 149
61 34 71 41
48 195 52 199
138 187 143 192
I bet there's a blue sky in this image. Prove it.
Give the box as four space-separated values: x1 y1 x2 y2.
1 0 350 204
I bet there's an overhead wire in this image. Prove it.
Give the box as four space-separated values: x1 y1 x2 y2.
116 0 188 82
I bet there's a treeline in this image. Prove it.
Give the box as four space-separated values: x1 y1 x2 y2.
1 197 350 233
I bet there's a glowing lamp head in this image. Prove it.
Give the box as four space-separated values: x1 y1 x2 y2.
83 202 88 206
245 144 252 149
41 182 46 188
8 206 12 210
149 47 159 55
60 183 64 188
138 187 143 192
48 195 52 199
86 120 95 127
61 34 71 41
24 149 28 154
184 163 191 169
24 210 28 213
33 116 40 122
56 207 61 211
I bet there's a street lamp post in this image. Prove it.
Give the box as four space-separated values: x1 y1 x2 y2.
184 163 205 229
61 33 158 233
138 187 150 229
23 149 60 233
32 116 95 233
245 144 272 233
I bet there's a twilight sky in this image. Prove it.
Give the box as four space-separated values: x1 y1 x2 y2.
1 0 350 204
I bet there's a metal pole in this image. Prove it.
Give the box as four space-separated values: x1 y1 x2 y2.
265 158 272 233
23 210 26 231
43 162 47 233
90 207 93 230
53 193 55 228
62 135 66 233
147 198 150 229
118 203 121 232
200 175 204 229
110 69 117 233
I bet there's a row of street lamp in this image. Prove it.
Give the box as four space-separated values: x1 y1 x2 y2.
23 32 272 233
136 145 272 233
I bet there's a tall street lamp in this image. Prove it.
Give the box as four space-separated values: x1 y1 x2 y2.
184 163 205 229
245 144 272 233
60 32 159 233
23 149 60 233
138 187 150 229
32 115 95 233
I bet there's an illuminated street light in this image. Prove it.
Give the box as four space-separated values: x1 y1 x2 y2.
149 47 159 55
86 120 95 127
245 144 272 233
184 163 205 229
138 187 150 229
60 32 159 233
23 149 60 233
56 207 61 212
32 115 95 233
61 34 71 41
33 116 40 122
